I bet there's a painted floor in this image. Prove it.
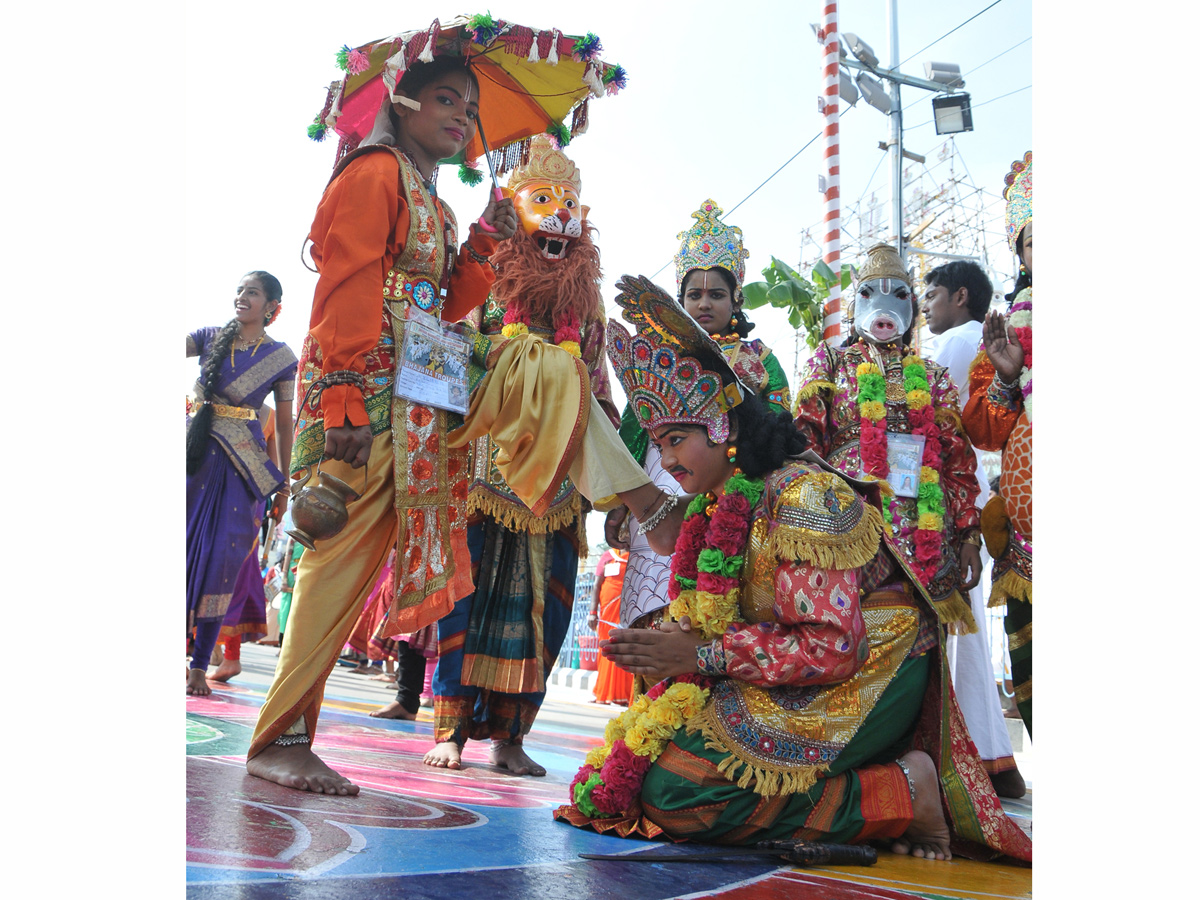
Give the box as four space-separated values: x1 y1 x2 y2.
187 642 1032 899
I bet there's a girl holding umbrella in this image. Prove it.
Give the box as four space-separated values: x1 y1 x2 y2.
246 54 516 794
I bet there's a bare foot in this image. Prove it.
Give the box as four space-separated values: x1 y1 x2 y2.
890 751 952 861
423 741 463 770
369 701 417 720
210 659 242 683
246 741 360 795
490 739 547 776
989 767 1027 799
186 668 211 696
368 672 397 683
349 663 377 675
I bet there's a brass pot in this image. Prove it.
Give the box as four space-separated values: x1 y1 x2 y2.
285 463 362 550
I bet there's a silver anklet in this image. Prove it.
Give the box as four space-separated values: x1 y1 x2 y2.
895 758 917 801
275 733 311 747
638 493 679 535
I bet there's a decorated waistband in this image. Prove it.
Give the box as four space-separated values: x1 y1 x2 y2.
187 398 257 420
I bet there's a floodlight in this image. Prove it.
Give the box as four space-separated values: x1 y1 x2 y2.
839 72 859 107
842 32 878 69
923 61 965 89
855 73 892 114
931 94 973 134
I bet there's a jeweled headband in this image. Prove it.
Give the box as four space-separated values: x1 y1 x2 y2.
1004 151 1032 254
673 199 749 291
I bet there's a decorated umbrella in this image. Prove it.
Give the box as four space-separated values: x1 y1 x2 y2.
307 13 628 190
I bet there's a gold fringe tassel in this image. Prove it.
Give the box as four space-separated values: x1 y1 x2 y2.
762 501 882 570
687 717 824 797
932 588 978 634
987 569 1032 607
934 404 964 434
464 490 580 536
796 380 836 404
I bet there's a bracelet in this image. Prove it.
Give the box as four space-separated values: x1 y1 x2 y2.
638 493 680 535
961 530 982 547
465 243 492 264
638 491 664 520
992 371 1020 393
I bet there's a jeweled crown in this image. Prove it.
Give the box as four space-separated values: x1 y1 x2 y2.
506 133 582 194
673 199 749 291
607 319 742 444
1003 151 1032 254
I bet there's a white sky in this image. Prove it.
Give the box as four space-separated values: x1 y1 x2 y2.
11 2 1194 894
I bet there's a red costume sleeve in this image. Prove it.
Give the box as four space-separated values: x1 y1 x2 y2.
792 343 837 457
703 564 868 686
961 350 1019 451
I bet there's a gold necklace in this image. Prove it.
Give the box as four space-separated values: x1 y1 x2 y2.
230 334 265 370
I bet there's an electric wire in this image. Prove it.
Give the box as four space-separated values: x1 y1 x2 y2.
897 0 1007 68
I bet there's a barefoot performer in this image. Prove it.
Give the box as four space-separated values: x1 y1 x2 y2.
246 55 518 795
186 272 296 697
423 135 621 776
554 278 1031 864
248 32 650 795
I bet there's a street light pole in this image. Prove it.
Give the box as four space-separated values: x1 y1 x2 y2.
887 0 904 258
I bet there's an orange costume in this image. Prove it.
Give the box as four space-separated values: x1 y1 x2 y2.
591 549 633 705
248 146 499 757
962 150 1033 736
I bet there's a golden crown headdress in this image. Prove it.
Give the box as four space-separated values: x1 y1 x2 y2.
505 133 582 194
1003 151 1032 254
673 199 749 291
854 243 911 289
607 274 744 443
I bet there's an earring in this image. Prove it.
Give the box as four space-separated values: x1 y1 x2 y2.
729 314 739 327
726 445 737 463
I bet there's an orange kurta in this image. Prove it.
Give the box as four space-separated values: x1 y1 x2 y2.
305 150 498 432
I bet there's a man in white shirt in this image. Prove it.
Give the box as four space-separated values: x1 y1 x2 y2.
922 261 1026 799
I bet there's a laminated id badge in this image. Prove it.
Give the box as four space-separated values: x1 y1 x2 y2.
393 306 471 414
885 432 926 499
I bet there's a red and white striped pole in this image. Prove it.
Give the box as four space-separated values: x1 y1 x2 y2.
820 2 842 342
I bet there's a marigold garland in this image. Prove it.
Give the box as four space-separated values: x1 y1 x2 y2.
566 469 764 819
852 353 945 585
501 305 582 357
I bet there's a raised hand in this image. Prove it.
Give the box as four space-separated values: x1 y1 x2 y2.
982 310 1025 384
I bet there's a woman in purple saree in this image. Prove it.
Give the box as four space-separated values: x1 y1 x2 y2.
186 271 297 696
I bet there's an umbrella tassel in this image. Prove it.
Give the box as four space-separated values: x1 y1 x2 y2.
504 26 533 58
528 30 541 63
325 80 344 128
570 100 589 138
546 29 560 65
383 43 408 97
583 63 604 98
346 48 371 75
418 22 437 63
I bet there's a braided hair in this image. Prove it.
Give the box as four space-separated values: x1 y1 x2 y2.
185 272 283 475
